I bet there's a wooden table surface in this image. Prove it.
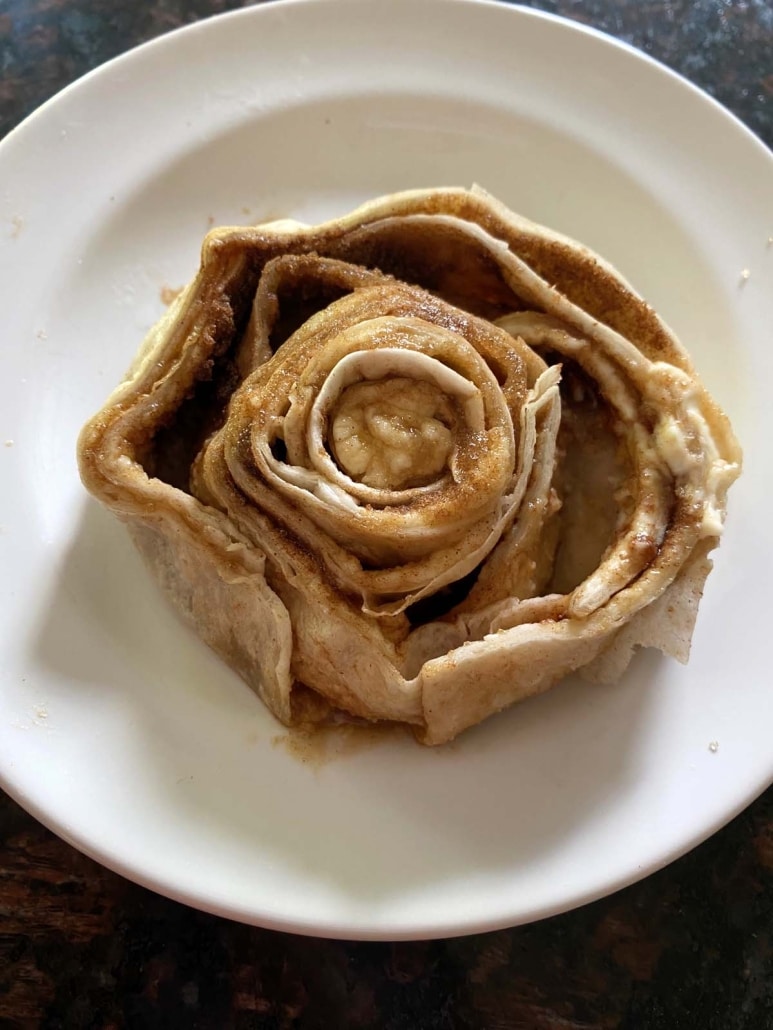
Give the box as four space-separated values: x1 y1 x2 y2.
1 2 772 1027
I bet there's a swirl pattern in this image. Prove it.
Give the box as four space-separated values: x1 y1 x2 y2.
78 187 741 744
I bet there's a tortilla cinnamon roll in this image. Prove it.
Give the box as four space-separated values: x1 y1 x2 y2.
78 187 740 744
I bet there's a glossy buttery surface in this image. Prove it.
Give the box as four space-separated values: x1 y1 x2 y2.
0 0 771 938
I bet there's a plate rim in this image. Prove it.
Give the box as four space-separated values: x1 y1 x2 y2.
2 0 771 161
1 0 771 940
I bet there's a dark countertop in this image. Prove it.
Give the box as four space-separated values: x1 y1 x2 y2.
1 2 771 1027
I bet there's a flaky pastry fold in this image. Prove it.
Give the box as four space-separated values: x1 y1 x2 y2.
78 187 741 744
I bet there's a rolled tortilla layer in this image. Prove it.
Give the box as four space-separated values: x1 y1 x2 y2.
78 187 741 744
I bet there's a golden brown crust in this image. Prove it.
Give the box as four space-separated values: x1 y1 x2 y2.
77 187 741 744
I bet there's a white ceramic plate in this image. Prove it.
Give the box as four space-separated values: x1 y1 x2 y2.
1 0 771 941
